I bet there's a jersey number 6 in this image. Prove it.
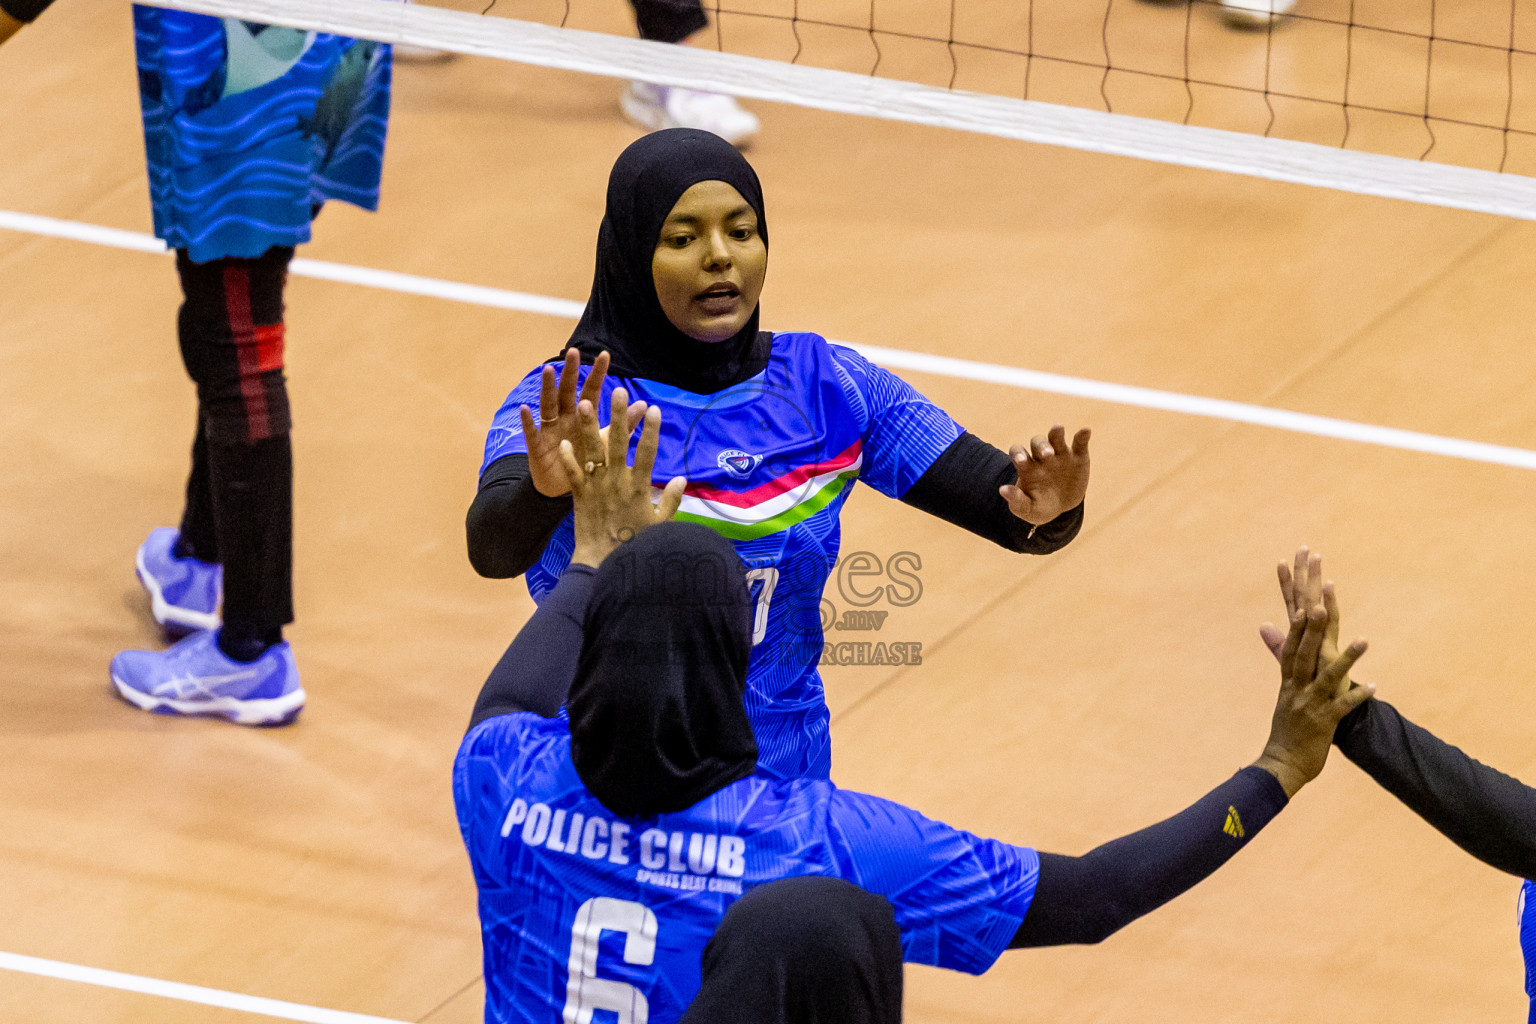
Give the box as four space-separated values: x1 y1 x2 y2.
563 897 659 1024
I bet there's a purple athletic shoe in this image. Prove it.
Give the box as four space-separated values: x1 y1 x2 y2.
110 631 305 726
135 527 221 636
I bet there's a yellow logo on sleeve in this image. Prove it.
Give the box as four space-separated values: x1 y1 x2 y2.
1223 806 1245 839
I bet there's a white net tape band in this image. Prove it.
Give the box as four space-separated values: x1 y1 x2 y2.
141 0 1536 221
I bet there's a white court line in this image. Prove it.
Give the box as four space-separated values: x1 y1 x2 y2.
849 344 1536 471
5 207 1536 471
0 209 583 319
0 951 411 1024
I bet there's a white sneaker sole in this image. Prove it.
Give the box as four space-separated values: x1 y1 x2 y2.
112 674 307 726
619 89 758 146
136 545 221 635
620 88 671 132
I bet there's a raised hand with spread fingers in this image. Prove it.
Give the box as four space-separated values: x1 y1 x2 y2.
558 386 686 569
1000 425 1092 526
1259 547 1359 699
519 350 646 498
1252 592 1372 798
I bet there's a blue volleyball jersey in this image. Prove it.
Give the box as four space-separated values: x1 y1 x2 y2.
479 332 963 779
1520 880 1536 1022
455 712 1039 1024
133 8 391 262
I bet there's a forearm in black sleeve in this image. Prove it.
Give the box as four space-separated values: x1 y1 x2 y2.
466 453 574 579
1334 697 1536 879
469 565 595 728
1010 766 1289 947
1 0 53 22
900 432 1083 554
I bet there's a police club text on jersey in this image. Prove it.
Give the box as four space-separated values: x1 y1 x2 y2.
501 798 746 895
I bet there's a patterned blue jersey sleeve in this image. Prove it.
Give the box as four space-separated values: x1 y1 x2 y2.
827 344 963 500
453 712 548 887
828 789 1039 975
480 362 599 476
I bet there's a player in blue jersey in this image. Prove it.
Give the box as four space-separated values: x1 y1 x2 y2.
466 128 1092 780
106 9 391 724
1260 549 1536 1019
455 386 1370 1024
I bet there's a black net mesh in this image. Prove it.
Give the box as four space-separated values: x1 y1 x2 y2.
456 0 1536 175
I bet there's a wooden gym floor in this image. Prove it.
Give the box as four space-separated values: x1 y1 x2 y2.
2 2 1534 1022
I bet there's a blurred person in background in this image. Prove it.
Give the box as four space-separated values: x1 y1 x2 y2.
619 0 759 145
107 9 392 725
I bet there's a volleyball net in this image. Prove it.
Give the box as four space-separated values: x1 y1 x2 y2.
143 0 1536 220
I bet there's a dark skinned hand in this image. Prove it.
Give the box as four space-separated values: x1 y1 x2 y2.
1251 591 1372 798
519 349 645 497
1000 425 1092 526
1259 547 1360 696
559 387 686 569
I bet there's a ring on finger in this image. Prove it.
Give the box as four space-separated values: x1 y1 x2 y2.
585 460 606 474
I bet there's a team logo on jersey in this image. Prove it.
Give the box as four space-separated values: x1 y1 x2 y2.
717 449 763 478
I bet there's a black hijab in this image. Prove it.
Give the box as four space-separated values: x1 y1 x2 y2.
568 520 759 818
565 128 773 395
678 876 905 1024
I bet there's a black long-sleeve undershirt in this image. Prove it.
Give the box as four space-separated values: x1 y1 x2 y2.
469 565 595 728
465 453 573 579
1010 766 1289 947
901 431 1084 554
465 432 1083 580
1333 697 1536 880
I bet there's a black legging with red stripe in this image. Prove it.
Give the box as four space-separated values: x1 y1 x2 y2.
173 246 294 659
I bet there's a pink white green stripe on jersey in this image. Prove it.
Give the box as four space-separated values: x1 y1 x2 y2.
671 442 863 541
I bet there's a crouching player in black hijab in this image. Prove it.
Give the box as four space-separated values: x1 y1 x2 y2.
1260 549 1536 1019
454 387 1371 1024
678 876 904 1024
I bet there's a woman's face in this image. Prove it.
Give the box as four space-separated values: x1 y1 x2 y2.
651 180 767 343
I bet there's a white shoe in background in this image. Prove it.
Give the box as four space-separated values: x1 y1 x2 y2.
1220 0 1296 28
621 81 760 147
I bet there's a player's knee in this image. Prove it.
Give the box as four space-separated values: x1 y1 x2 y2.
199 367 292 446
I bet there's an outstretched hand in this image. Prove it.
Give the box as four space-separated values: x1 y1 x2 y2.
1000 425 1092 526
1252 552 1372 798
560 387 686 568
1258 547 1352 692
519 350 644 497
